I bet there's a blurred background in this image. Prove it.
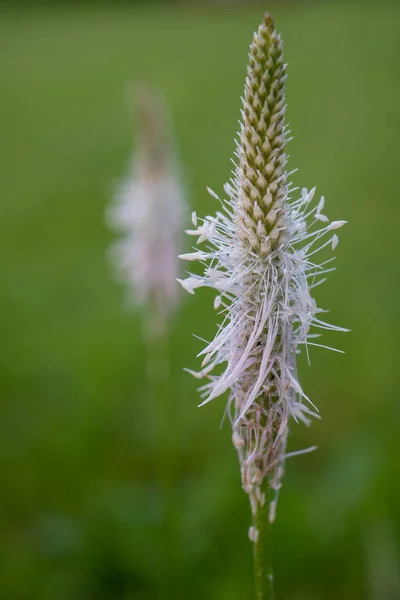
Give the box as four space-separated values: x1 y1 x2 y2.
1 1 399 598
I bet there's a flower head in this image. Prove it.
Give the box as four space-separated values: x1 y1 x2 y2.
179 13 347 523
108 84 186 340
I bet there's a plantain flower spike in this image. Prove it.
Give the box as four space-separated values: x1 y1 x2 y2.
108 84 186 340
179 14 347 527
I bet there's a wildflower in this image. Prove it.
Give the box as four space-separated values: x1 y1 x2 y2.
179 13 347 525
108 85 185 340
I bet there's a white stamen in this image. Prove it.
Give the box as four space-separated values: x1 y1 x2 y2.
207 186 219 200
328 220 347 230
248 526 259 543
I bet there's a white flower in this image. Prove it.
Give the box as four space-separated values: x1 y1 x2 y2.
179 13 347 522
107 85 186 340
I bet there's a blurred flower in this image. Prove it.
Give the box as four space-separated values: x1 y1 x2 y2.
107 84 186 340
179 13 347 524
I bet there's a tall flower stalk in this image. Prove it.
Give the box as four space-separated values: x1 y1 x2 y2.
179 12 347 599
107 86 186 594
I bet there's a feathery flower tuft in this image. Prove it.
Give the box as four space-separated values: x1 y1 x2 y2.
108 85 186 340
179 14 347 524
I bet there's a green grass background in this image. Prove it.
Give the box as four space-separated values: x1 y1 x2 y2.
0 1 399 598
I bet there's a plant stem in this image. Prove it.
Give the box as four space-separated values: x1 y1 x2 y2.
253 483 274 600
146 332 172 598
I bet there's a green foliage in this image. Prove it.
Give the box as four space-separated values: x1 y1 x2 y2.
0 2 399 598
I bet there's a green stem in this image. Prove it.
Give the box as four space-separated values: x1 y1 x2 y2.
146 332 172 599
253 483 274 600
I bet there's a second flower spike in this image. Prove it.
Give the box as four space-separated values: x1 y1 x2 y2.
108 84 186 341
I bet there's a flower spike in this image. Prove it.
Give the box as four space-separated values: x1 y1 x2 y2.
179 13 347 529
108 84 186 340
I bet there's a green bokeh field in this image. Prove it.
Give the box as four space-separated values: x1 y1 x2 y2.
0 2 399 598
